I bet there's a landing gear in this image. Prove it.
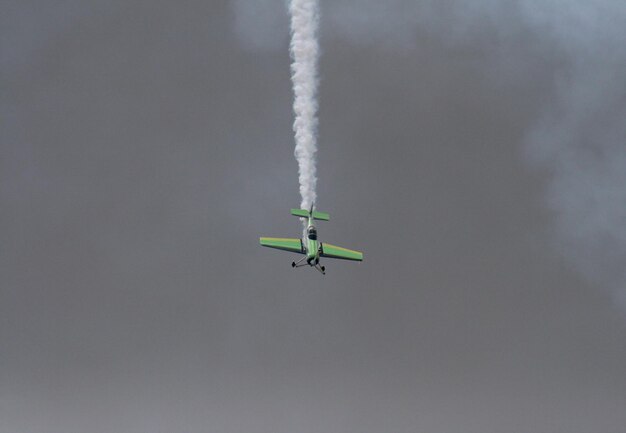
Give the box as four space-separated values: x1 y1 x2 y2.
315 264 326 275
292 256 307 268
291 257 325 275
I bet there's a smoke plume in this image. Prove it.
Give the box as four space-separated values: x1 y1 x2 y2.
289 0 320 212
517 0 626 309
233 0 626 309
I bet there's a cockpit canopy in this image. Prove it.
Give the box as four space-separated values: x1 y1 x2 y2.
307 226 317 240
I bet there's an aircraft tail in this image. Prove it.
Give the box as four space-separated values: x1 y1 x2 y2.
291 208 329 221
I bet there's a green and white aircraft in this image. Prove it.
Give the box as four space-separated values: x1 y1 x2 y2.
260 207 363 275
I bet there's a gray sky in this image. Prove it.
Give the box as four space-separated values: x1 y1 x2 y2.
2 1 626 432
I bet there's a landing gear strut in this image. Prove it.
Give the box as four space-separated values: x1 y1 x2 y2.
315 264 326 275
292 256 307 268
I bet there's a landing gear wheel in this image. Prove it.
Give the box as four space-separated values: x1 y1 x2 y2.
292 262 296 268
321 266 325 272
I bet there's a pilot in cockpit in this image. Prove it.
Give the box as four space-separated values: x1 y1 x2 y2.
307 226 317 240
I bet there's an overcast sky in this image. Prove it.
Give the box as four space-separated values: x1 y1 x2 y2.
2 1 626 432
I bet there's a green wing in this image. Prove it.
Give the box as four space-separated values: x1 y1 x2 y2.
320 243 363 261
260 237 304 254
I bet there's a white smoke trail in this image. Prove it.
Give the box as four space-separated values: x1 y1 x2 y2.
289 0 320 212
235 1 626 308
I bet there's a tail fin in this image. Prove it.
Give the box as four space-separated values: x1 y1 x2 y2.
290 208 330 221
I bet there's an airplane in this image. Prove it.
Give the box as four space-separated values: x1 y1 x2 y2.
259 206 363 275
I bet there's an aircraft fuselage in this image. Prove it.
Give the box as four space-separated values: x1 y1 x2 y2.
305 216 320 265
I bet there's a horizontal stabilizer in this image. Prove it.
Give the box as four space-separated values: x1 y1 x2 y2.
290 208 309 218
290 208 330 221
312 211 330 221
